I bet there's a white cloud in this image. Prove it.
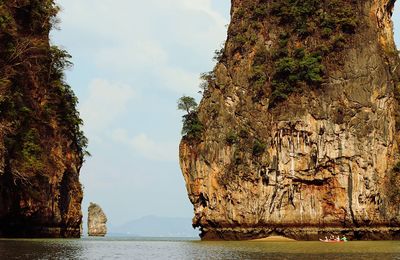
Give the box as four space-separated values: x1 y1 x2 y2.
159 67 199 94
80 79 135 132
94 41 168 72
182 0 227 28
394 5 400 48
56 0 228 95
52 0 230 223
112 129 177 162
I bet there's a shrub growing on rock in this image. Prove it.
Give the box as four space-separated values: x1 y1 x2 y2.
178 96 203 139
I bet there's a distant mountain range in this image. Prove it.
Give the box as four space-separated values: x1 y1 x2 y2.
109 216 200 237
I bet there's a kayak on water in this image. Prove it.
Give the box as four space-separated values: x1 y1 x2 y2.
319 239 346 243
319 236 348 242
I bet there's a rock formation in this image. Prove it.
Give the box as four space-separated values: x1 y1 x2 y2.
0 1 87 237
88 203 107 237
180 0 400 240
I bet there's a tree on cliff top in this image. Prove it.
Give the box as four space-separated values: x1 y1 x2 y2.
177 96 203 139
178 96 197 114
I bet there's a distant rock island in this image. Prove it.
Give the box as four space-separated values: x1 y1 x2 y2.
0 1 87 237
180 0 400 240
88 203 107 237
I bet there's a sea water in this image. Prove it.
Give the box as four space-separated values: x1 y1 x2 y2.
0 237 399 259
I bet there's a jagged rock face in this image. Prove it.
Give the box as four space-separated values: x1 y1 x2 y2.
180 0 400 240
88 203 107 237
0 1 86 238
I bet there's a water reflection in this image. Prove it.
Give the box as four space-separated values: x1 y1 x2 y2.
0 238 399 259
0 239 85 259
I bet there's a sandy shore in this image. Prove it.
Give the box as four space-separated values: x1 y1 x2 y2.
250 236 296 242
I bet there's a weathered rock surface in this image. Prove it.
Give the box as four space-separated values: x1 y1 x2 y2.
0 1 86 237
88 203 107 237
180 0 400 240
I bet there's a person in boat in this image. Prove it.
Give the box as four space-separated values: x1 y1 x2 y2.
319 236 329 242
341 235 348 242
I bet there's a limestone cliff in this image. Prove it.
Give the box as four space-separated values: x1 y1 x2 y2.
0 1 87 237
88 203 107 237
180 0 400 240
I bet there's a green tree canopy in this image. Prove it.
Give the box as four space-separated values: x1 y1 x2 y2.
177 95 203 139
177 96 198 114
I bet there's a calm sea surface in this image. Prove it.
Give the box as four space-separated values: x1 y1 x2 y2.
0 237 399 259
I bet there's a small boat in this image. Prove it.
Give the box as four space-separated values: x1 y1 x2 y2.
319 239 346 243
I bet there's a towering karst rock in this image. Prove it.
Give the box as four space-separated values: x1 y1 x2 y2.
88 203 107 237
0 1 87 237
180 0 400 240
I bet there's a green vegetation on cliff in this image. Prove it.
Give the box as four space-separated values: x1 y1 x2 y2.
268 0 359 106
0 0 88 174
227 0 360 107
178 96 203 140
0 0 86 237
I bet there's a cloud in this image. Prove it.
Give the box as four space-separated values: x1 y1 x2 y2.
112 129 177 162
394 4 400 48
94 41 168 72
56 0 228 95
159 67 200 94
52 0 231 224
182 0 227 28
80 79 135 132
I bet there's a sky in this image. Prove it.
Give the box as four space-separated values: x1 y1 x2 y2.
52 1 399 229
52 0 231 228
394 5 400 45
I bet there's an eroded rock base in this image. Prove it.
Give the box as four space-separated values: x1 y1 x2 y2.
0 225 80 238
201 227 400 241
